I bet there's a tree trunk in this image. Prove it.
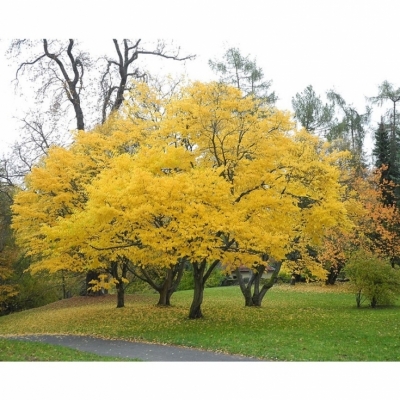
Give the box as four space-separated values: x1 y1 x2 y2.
236 267 257 307
253 263 281 306
133 260 185 306
326 269 337 285
250 266 263 306
111 258 128 308
244 290 255 306
326 264 344 285
239 278 256 306
165 261 185 305
371 296 377 308
85 270 103 296
356 290 362 308
252 282 274 306
241 261 281 307
189 260 206 319
157 263 185 306
73 101 85 131
157 276 172 306
61 270 66 299
251 295 262 306
189 280 204 318
188 259 220 319
116 280 125 308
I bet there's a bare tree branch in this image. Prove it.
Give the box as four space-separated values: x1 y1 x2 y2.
104 39 195 119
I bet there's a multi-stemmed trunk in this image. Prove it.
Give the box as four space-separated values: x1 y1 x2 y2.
156 265 185 306
188 259 220 319
130 260 186 306
237 262 281 307
325 264 344 285
355 290 362 308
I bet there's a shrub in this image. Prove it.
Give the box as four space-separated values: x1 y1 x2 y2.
277 270 292 283
124 275 155 294
1 270 61 315
177 266 225 291
205 268 225 288
345 251 400 308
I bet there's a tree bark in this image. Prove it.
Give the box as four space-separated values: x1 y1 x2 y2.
103 39 195 123
61 270 66 299
189 260 206 319
250 266 263 306
188 259 220 319
85 270 103 296
116 279 125 308
42 39 85 131
237 260 281 307
356 290 362 308
111 258 128 308
252 273 278 306
157 271 172 306
244 289 255 306
130 260 185 306
237 267 257 306
326 264 344 285
157 262 185 306
326 269 337 285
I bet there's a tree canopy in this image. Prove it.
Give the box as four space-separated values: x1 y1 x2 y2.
12 80 351 317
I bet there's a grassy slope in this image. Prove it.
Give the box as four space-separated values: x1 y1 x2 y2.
0 339 132 361
1 284 399 361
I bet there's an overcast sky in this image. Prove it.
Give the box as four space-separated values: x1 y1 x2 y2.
1 0 399 157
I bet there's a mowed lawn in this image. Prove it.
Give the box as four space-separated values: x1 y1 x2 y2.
1 284 399 361
0 339 131 361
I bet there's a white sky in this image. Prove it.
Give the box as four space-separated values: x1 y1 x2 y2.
1 0 400 158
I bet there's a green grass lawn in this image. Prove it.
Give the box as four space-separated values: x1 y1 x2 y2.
0 339 131 361
1 283 399 361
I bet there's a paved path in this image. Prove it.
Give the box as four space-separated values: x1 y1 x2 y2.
7 335 259 361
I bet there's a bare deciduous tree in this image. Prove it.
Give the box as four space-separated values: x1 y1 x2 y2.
8 39 195 133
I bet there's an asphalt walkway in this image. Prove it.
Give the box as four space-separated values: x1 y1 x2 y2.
7 335 259 361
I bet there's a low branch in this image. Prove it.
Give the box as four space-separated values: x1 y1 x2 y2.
15 53 47 79
89 241 142 251
137 50 195 61
234 182 266 203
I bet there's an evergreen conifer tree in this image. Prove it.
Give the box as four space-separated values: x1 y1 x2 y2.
373 119 399 205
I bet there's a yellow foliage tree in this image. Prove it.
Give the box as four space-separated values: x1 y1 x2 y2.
12 80 351 318
163 83 350 312
11 80 185 307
